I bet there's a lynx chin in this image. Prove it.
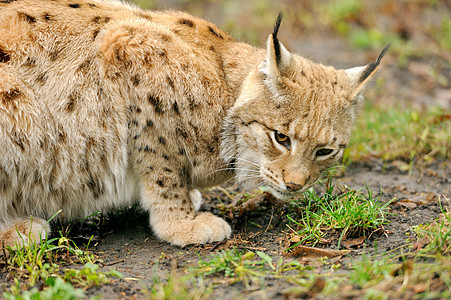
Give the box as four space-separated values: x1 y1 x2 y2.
0 0 388 247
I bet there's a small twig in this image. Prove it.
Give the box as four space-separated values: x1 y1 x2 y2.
104 259 125 266
1 243 8 261
248 231 263 239
103 230 114 236
264 208 274 233
209 241 226 252
236 246 268 251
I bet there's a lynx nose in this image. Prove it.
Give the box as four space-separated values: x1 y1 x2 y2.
286 182 303 192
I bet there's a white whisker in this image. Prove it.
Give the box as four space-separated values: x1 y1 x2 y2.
225 156 260 168
235 175 262 185
203 166 259 180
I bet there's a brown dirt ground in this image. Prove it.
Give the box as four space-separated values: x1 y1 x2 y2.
78 159 448 299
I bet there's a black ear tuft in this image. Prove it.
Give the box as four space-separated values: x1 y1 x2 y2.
273 13 283 39
376 43 390 65
358 44 390 83
272 13 283 65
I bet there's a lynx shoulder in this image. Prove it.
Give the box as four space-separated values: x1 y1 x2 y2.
0 0 387 247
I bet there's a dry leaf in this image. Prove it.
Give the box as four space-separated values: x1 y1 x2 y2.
309 277 326 293
391 259 413 277
286 245 347 259
342 236 365 249
425 192 438 202
239 192 274 216
413 237 429 251
397 200 417 209
289 234 301 243
282 277 326 299
319 237 332 244
400 192 438 208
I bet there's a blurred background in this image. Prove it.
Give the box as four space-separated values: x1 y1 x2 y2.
128 0 450 163
128 0 450 109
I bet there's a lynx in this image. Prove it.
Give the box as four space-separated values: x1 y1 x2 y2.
0 0 387 247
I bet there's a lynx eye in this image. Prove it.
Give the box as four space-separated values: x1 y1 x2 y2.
316 148 334 157
274 131 290 149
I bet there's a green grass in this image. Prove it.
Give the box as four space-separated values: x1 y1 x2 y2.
63 263 122 289
413 202 451 256
346 103 450 165
316 0 363 35
192 248 256 278
143 249 269 299
3 232 96 287
144 274 211 300
140 161 448 299
189 249 270 288
349 253 396 288
4 264 123 300
1 219 122 299
4 199 446 299
307 0 450 62
287 183 392 248
431 16 451 51
189 248 316 284
4 276 86 300
173 242 450 299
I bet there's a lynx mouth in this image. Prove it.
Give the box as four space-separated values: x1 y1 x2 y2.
264 182 304 201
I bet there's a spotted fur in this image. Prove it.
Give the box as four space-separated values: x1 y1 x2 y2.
0 0 386 247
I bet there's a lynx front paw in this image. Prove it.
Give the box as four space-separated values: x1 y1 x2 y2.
152 212 231 247
0 217 50 249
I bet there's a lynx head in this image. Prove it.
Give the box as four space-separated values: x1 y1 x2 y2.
221 14 388 199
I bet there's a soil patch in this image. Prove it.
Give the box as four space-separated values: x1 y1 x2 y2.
76 159 449 298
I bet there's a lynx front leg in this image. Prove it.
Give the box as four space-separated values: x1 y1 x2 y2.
103 20 230 246
139 173 230 247
0 217 50 249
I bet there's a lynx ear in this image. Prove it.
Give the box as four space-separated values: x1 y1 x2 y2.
346 45 390 98
259 13 291 81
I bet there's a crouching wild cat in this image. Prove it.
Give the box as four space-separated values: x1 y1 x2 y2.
0 0 388 248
